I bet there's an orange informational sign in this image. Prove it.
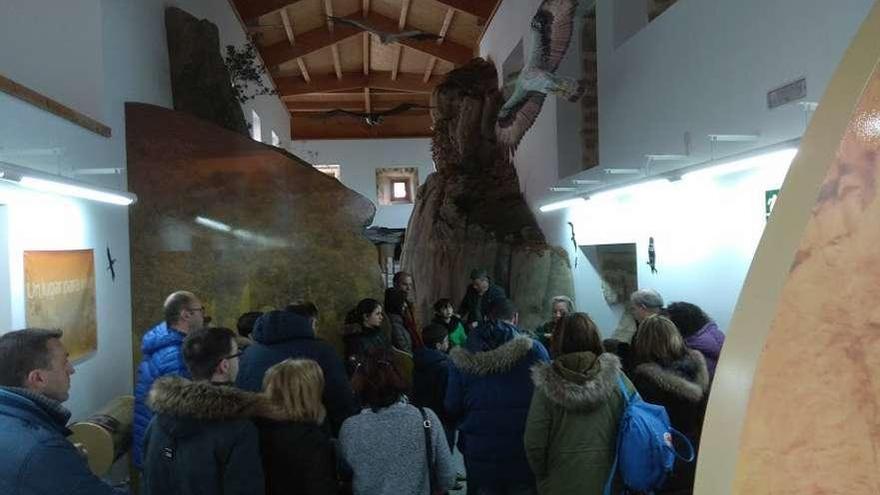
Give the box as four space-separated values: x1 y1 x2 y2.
24 249 97 361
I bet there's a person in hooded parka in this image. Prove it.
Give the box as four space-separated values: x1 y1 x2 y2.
524 312 635 495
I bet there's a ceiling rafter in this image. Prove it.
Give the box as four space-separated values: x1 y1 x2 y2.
260 10 473 69
276 72 440 97
423 9 455 83
429 0 496 21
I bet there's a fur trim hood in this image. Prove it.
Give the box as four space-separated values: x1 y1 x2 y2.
450 335 534 375
531 352 620 411
632 349 710 403
148 376 275 420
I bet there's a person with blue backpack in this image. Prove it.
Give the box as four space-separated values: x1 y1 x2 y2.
524 312 634 494
628 315 710 494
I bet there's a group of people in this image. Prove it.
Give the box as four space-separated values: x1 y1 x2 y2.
0 268 726 495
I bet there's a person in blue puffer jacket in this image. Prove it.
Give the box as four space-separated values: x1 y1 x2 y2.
132 291 206 469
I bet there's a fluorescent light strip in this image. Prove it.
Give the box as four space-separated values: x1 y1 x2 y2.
18 176 135 205
549 187 578 192
571 179 602 185
0 161 136 206
539 197 585 213
604 168 642 175
646 154 688 161
708 133 760 142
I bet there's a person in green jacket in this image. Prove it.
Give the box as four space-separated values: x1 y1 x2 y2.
431 298 467 347
524 312 634 495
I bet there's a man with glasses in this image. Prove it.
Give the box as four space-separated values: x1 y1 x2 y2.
133 291 207 471
142 327 263 494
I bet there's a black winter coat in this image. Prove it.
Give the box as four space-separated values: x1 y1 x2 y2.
237 310 358 435
630 349 710 494
143 378 265 495
342 323 390 371
412 347 452 425
257 419 338 495
458 284 506 328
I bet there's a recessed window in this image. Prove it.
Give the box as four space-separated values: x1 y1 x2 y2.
314 164 341 180
251 110 262 142
377 167 419 205
392 180 409 200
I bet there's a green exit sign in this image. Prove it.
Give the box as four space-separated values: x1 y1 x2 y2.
765 189 780 219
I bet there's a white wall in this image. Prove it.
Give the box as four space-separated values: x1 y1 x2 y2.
289 138 434 228
480 0 873 334
0 0 291 420
0 183 133 422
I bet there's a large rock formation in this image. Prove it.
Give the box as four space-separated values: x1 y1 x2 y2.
165 7 248 135
400 59 574 331
126 103 383 358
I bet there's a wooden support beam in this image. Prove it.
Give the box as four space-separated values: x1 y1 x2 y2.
296 58 311 83
363 32 371 75
260 10 473 68
291 112 433 140
324 0 335 32
362 0 370 17
261 23 361 67
276 72 440 96
331 45 343 80
429 0 496 21
399 0 412 31
280 8 295 46
0 74 111 137
232 0 305 22
423 57 438 83
288 101 430 112
391 45 402 80
439 8 456 40
364 88 371 113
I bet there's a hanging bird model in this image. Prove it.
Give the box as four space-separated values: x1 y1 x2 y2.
496 0 591 154
106 245 118 282
318 103 433 127
568 221 579 268
328 16 442 44
647 237 657 274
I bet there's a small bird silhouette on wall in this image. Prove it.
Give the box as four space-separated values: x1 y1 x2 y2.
317 103 433 127
568 221 578 268
328 16 442 44
106 245 117 282
647 237 657 274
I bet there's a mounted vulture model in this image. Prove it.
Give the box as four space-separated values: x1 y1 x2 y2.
496 0 591 155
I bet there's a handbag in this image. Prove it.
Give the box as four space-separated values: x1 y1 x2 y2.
418 406 443 495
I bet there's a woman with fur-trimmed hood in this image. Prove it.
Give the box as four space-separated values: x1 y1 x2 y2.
525 312 634 495
630 315 710 494
445 298 550 493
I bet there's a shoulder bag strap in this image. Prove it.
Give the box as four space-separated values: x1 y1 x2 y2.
418 406 438 493
603 374 633 495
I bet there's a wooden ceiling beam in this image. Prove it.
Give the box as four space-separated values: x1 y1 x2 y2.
362 0 370 17
363 32 371 75
232 0 304 22
399 0 412 30
286 92 431 103
287 95 429 111
260 10 473 69
276 72 440 96
291 112 433 140
429 0 496 21
296 58 312 83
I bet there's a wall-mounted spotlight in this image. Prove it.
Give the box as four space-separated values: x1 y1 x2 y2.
604 168 642 175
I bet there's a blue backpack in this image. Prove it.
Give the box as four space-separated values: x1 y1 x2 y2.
603 375 695 494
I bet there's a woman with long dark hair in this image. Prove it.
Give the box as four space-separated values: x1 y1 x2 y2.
385 288 423 354
342 299 389 373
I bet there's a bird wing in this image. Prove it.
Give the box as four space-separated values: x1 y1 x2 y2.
526 0 579 73
321 109 369 119
328 16 381 36
397 31 442 41
377 103 432 117
495 90 547 154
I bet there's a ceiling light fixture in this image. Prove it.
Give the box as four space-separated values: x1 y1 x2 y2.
571 179 602 185
539 197 585 213
0 161 136 206
549 186 578 192
604 168 642 175
708 133 760 142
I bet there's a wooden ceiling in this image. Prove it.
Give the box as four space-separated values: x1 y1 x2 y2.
230 0 503 139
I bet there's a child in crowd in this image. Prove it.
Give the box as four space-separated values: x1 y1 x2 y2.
432 298 467 347
412 324 455 449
